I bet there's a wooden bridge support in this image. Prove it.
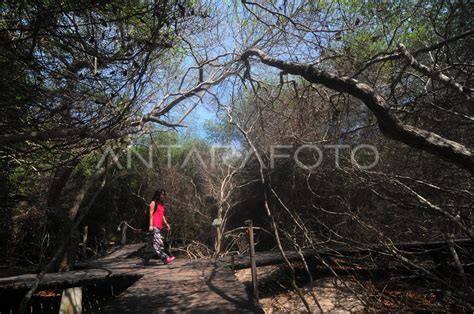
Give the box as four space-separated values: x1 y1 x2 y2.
59 286 82 314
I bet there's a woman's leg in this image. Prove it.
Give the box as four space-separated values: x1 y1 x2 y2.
152 228 169 262
142 230 155 264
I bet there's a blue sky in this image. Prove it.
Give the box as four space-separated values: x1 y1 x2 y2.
179 101 217 139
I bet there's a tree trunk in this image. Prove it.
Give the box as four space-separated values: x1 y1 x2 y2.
46 160 80 272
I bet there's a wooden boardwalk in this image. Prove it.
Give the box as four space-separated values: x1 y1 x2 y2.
101 258 261 313
0 244 261 313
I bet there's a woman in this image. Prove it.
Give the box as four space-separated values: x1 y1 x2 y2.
143 188 175 265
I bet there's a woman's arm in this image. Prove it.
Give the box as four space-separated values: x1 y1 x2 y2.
163 216 171 231
149 201 155 231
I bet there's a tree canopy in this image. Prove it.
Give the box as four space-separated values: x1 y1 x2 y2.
1 1 473 312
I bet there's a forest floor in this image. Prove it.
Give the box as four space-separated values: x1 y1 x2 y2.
235 265 364 313
234 260 466 313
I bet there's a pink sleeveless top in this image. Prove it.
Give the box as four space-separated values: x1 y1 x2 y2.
151 201 165 229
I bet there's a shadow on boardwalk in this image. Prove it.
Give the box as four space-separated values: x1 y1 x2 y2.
101 258 262 313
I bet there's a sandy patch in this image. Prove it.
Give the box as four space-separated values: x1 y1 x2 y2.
235 266 364 313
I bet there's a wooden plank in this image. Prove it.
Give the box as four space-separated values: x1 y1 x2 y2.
225 239 474 269
98 243 145 260
0 263 142 290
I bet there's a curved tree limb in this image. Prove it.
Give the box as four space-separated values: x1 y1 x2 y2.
240 49 474 174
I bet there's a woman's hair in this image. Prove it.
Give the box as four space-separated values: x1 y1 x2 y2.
151 188 166 203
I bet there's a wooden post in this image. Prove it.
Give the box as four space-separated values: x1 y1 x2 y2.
59 287 82 314
82 226 88 260
121 223 127 245
245 219 259 302
230 254 235 273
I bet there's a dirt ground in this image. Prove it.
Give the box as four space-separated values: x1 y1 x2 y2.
235 265 365 313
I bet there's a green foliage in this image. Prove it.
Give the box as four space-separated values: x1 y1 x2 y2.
8 167 35 195
73 153 99 179
332 1 451 63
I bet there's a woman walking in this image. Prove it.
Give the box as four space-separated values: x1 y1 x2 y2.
143 188 175 265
